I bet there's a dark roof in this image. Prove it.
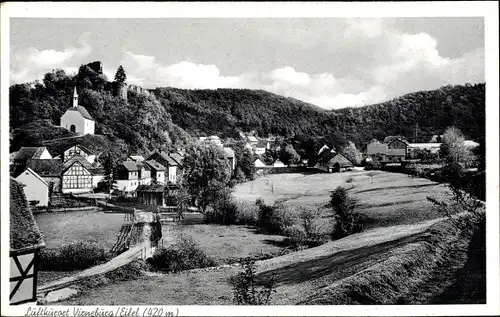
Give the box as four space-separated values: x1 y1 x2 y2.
149 151 178 166
170 153 184 166
120 161 140 171
65 105 94 120
65 144 95 155
28 159 64 177
319 152 353 168
62 155 94 174
144 159 166 171
10 178 45 253
136 184 166 193
383 136 407 144
14 147 49 162
256 140 268 148
10 164 25 178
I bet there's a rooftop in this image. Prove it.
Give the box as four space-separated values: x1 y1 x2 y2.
10 178 45 253
65 105 94 120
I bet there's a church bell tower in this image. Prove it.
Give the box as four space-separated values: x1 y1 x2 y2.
73 87 78 108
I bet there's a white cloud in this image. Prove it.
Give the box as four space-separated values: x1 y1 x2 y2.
10 32 92 84
344 18 384 39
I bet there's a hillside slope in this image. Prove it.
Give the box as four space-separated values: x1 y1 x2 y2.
153 84 485 148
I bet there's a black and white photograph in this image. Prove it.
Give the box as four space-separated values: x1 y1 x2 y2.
1 2 499 316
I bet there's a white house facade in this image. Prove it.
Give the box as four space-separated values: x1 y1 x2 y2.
15 168 49 207
64 145 96 164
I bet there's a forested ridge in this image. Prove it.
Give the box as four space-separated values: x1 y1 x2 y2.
9 65 485 159
153 84 485 148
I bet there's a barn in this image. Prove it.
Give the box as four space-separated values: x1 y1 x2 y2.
9 178 45 305
317 152 353 173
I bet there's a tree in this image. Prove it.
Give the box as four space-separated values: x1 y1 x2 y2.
102 153 115 194
340 141 362 166
330 186 363 239
279 144 300 166
440 127 473 165
182 143 231 213
238 148 256 179
114 65 127 84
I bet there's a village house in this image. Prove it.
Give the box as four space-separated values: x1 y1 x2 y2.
12 146 52 166
15 168 50 208
246 135 259 147
128 155 145 162
318 144 332 156
385 137 409 163
199 135 224 148
114 161 141 194
146 150 181 184
366 136 408 163
273 159 285 167
61 155 103 194
144 159 166 184
406 143 442 159
254 140 269 155
60 87 95 135
63 144 97 164
254 158 267 168
317 152 353 173
25 159 64 194
9 178 45 305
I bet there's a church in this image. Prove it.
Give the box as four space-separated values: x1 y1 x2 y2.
60 87 95 135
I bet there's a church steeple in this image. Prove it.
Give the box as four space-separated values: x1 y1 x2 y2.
73 87 78 108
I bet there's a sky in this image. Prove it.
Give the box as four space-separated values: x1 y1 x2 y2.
10 18 484 110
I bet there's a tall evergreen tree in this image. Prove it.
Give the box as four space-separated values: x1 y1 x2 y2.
114 65 127 84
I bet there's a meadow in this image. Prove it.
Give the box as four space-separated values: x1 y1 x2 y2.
55 171 474 306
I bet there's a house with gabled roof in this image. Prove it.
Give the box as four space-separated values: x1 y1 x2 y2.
60 87 95 135
15 168 50 208
273 159 285 167
26 159 64 193
13 147 52 166
317 152 353 173
114 160 141 194
9 178 45 305
144 159 166 185
61 155 102 193
254 140 269 155
146 150 180 184
254 158 267 168
63 144 97 164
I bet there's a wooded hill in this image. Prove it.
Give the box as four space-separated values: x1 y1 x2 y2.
153 84 485 148
9 65 485 160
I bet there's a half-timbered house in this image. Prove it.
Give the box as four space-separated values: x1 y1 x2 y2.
10 178 45 305
63 144 97 164
61 155 95 193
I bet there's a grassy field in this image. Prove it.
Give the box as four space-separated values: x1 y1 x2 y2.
35 210 125 251
162 224 287 263
233 170 450 229
59 215 479 305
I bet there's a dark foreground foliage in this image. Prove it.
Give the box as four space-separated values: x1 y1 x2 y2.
39 242 107 271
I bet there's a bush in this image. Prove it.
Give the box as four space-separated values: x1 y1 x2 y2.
235 201 260 226
345 177 354 183
330 186 364 240
282 224 307 248
231 257 276 305
148 234 217 273
39 242 107 271
204 189 238 225
256 199 299 234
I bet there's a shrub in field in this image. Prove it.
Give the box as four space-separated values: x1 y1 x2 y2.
204 189 238 225
282 224 308 248
231 257 276 305
330 186 364 240
235 201 260 226
148 234 216 273
345 177 354 183
39 242 107 271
